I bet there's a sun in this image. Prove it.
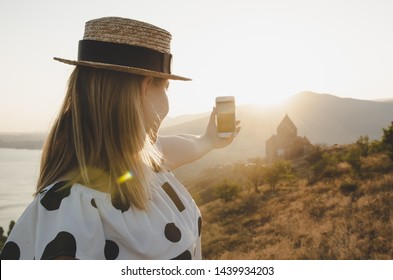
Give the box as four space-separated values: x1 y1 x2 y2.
259 94 287 106
243 90 289 108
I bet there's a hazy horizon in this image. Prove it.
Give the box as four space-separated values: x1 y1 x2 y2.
0 91 392 134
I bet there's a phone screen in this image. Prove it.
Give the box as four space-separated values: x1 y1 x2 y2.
216 96 236 137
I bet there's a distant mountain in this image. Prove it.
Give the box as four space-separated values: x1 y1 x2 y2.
161 91 393 147
374 98 393 104
2 92 392 182
282 92 393 144
161 112 210 128
159 91 393 181
0 133 45 150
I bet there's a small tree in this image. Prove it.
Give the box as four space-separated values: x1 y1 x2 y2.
214 180 241 202
345 147 362 176
382 122 393 161
356 135 369 157
369 139 383 154
244 157 265 193
263 160 294 191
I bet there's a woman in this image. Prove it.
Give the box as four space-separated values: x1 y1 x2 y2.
0 17 239 260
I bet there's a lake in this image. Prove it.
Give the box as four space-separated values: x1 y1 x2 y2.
0 148 42 230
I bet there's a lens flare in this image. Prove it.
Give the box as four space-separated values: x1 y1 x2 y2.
117 171 133 184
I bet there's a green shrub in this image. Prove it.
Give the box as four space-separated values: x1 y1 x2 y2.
214 180 241 202
382 122 393 161
356 135 369 157
264 160 294 190
345 147 362 176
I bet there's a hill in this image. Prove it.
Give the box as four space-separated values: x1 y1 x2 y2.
375 98 393 104
1 92 392 156
0 133 45 150
160 91 393 181
161 92 393 147
283 92 393 144
197 147 393 259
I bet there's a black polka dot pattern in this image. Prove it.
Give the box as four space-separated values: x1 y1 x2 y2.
111 195 130 213
40 181 71 211
41 231 76 260
91 198 97 208
171 250 192 260
105 240 119 260
198 216 202 237
0 241 21 260
1 172 202 259
162 182 185 212
164 223 181 242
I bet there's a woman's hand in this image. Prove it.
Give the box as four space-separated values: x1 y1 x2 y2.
202 107 241 150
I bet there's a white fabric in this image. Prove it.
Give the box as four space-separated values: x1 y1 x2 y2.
1 171 202 260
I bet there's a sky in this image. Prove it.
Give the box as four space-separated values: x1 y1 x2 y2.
1 0 393 132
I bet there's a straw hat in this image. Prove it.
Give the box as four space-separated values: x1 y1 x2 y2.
54 17 191 81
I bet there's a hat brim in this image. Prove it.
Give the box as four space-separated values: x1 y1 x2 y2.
54 57 191 81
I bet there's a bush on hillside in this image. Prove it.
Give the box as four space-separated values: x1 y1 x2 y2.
368 140 383 154
306 145 324 165
214 180 241 203
345 147 362 176
356 135 369 157
263 160 294 190
382 121 393 161
242 157 266 193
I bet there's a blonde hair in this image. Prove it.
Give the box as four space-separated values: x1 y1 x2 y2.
36 66 164 210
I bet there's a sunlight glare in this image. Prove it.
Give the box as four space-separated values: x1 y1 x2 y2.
256 93 288 107
117 171 133 184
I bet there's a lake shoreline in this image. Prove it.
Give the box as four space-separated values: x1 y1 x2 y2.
0 144 43 150
0 148 42 230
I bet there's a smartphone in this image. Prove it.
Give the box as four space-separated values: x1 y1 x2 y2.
215 96 236 138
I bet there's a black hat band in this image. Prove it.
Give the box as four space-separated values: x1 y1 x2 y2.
78 40 172 74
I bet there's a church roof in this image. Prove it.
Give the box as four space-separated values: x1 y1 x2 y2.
277 114 296 131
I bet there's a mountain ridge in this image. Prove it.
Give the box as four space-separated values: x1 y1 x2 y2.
1 92 392 167
159 91 393 181
1 91 392 182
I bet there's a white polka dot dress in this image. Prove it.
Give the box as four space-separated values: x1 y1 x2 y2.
0 171 202 260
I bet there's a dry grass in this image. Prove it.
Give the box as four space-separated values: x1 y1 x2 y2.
199 153 393 260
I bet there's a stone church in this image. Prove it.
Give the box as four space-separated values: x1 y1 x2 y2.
265 114 312 163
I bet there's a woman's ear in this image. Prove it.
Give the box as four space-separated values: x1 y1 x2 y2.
140 77 154 98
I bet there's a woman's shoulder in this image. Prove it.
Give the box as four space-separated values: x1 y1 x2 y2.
2 182 107 260
2 175 201 260
37 181 109 211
